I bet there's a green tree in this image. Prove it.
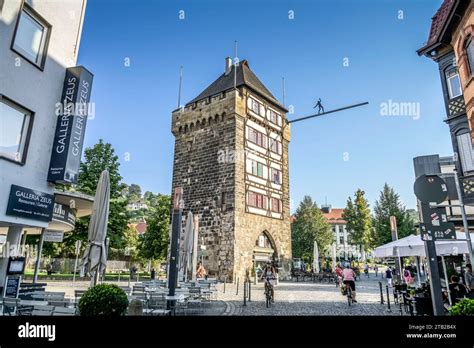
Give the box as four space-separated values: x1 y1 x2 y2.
373 183 415 246
138 194 171 261
342 189 374 253
123 226 139 260
291 196 332 261
60 140 129 256
126 184 142 202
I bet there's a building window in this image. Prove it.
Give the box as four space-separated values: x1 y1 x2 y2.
269 109 281 125
446 67 462 99
0 95 33 164
271 168 281 184
466 37 474 77
339 235 344 244
12 4 51 69
248 127 267 148
251 160 265 177
270 197 282 213
457 132 474 173
249 98 262 115
269 138 281 154
248 191 266 209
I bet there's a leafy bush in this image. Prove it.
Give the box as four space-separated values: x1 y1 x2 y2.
448 298 474 316
78 284 128 316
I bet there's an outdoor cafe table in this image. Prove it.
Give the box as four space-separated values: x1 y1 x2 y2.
165 294 188 315
20 299 74 308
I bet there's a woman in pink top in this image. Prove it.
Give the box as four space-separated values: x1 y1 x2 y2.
342 265 357 303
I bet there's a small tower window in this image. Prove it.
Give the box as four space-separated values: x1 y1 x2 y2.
465 37 474 77
446 67 462 99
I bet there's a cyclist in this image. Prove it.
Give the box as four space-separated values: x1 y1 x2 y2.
335 264 343 287
342 264 357 303
260 262 276 302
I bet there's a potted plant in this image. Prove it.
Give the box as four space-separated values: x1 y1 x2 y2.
78 284 129 316
448 299 474 316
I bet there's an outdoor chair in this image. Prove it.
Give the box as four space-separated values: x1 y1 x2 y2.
52 307 76 316
31 305 54 316
118 286 131 295
74 290 87 306
2 298 20 316
48 299 71 307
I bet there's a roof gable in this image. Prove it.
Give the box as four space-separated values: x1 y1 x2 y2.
186 60 287 111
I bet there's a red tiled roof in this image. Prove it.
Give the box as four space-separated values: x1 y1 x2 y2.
418 0 456 54
321 208 346 224
290 209 347 224
128 222 147 234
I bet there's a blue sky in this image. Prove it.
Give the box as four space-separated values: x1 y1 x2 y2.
78 0 450 211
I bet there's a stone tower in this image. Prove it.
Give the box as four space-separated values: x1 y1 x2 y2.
171 58 291 280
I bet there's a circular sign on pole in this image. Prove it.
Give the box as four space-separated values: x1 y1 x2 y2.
414 175 448 204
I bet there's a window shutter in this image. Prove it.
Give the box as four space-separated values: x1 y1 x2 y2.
457 133 474 173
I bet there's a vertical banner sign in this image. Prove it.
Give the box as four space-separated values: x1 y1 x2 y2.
48 66 94 184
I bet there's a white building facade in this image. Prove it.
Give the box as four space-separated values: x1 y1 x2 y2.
0 0 92 288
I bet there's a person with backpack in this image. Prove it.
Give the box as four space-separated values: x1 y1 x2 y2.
386 266 393 287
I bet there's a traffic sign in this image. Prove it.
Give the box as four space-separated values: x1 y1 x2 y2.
414 175 448 204
420 222 457 241
420 204 448 226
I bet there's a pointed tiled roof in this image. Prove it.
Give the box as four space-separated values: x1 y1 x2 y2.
186 60 287 112
417 0 457 55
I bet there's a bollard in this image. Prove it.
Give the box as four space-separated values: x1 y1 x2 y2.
224 276 227 294
243 279 247 306
248 279 251 302
236 277 239 296
386 285 391 312
379 282 384 304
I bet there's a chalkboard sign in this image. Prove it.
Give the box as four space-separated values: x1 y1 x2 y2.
4 276 20 298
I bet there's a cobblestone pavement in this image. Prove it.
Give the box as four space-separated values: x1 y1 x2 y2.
216 272 398 316
41 272 399 316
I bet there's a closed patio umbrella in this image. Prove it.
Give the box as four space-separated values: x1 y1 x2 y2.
79 170 110 286
180 211 194 281
313 240 319 273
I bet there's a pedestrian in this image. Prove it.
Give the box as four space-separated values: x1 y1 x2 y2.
196 261 206 279
364 263 369 278
150 268 156 280
447 275 469 305
130 265 137 281
386 266 393 287
374 265 379 277
403 267 413 285
465 264 474 292
46 263 53 277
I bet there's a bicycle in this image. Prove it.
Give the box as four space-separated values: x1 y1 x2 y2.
264 278 274 308
346 283 353 306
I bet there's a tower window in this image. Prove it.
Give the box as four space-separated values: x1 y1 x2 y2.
249 98 262 115
248 191 266 209
270 197 282 213
269 109 281 126
466 37 474 77
269 139 281 154
251 160 265 177
271 168 281 184
446 67 462 99
248 127 267 148
456 132 474 174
